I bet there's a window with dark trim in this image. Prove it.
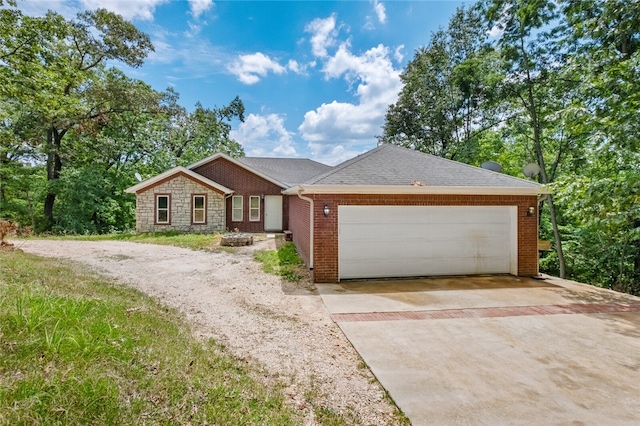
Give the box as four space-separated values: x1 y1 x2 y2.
232 195 243 222
192 194 206 224
249 196 260 222
156 194 170 224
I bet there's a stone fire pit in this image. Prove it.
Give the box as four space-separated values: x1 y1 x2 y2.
220 233 253 247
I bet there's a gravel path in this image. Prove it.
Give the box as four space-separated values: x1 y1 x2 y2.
16 238 402 425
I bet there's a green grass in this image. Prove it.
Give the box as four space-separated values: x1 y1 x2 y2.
34 231 222 251
254 241 305 282
0 249 301 425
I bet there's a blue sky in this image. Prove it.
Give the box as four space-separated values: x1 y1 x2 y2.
20 0 468 165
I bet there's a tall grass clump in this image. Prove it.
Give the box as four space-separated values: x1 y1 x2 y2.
0 250 300 425
254 241 304 281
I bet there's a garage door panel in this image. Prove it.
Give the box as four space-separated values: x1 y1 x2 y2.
340 223 510 242
339 238 510 261
340 257 511 279
338 205 517 280
339 206 511 225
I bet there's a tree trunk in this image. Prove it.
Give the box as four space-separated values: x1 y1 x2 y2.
44 128 64 228
632 219 640 296
520 34 567 278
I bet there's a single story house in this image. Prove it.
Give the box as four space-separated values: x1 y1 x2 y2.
125 153 331 234
126 144 546 283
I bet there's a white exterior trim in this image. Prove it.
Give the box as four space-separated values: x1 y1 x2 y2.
187 153 287 189
125 166 233 195
283 184 549 196
296 189 314 269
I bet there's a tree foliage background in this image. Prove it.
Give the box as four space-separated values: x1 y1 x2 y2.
3 1 640 296
0 4 244 234
381 0 640 295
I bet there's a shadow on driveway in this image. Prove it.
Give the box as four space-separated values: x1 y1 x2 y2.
319 275 640 425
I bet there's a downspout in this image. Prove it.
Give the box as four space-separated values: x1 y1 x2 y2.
297 187 314 269
224 192 234 232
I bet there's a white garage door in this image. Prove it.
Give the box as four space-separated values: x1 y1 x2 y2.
338 205 517 280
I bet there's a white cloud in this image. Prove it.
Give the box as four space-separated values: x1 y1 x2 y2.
487 3 510 39
186 21 204 37
305 14 338 58
18 0 78 19
307 143 369 166
372 0 386 24
299 42 402 147
227 52 286 85
230 114 297 157
363 16 375 31
188 0 213 18
393 45 404 63
487 24 505 38
286 59 314 75
80 0 168 21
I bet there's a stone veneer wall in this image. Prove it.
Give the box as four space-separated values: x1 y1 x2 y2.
136 175 225 233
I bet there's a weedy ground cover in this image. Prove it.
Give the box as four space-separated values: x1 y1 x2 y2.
0 249 301 425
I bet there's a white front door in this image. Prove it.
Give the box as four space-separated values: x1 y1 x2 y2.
338 205 517 280
264 195 283 231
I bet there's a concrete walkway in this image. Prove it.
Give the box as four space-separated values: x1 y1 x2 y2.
318 275 640 425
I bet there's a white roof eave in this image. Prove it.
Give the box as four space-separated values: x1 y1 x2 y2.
282 184 549 196
186 153 287 189
125 166 234 195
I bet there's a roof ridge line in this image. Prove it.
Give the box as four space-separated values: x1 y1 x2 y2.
241 156 330 167
391 144 538 185
306 144 384 184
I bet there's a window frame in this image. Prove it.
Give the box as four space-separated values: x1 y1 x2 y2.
232 195 243 222
155 194 171 225
192 194 207 225
249 195 261 222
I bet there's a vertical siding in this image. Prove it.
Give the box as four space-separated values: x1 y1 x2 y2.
288 194 311 267
311 194 540 283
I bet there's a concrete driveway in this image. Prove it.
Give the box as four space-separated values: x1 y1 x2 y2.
318 275 640 425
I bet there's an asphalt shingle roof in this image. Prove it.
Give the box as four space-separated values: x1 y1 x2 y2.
238 157 332 187
304 144 540 188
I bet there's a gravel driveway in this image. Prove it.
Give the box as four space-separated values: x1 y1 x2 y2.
16 238 401 425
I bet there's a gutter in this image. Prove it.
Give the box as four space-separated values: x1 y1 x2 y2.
283 184 549 196
296 188 314 269
224 192 234 231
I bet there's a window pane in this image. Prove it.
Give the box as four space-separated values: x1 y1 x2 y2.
158 210 168 222
194 196 204 209
232 196 243 221
158 196 168 209
249 196 260 221
194 210 204 222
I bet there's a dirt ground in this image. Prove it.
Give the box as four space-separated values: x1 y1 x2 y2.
14 237 402 425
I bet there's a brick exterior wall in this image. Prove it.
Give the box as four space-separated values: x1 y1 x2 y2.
308 193 539 283
193 158 288 232
136 175 225 233
288 194 311 266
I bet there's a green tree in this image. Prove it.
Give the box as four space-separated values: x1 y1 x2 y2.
1 8 153 228
380 6 500 163
478 0 570 277
147 93 245 170
549 0 640 293
554 167 640 296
